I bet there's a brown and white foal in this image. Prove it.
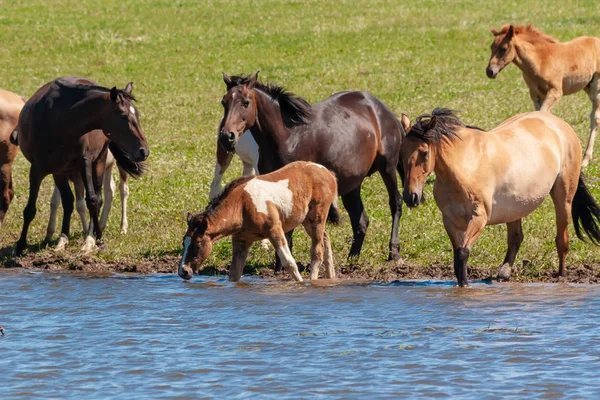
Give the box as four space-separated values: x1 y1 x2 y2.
179 161 338 282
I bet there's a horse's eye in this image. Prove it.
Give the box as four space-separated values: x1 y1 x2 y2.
243 100 250 108
422 150 429 158
120 113 128 120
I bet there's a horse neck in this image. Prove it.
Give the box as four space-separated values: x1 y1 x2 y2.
68 90 114 136
511 37 548 77
432 138 468 187
251 90 290 172
204 198 244 240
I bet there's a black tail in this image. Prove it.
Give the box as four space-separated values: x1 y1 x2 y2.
327 202 341 225
108 142 146 178
572 174 600 244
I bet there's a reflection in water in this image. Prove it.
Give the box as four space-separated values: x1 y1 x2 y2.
1 270 600 398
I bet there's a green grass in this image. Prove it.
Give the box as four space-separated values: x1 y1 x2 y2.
1 0 600 276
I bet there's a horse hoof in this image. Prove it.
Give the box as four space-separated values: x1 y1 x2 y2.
81 236 97 254
582 158 590 168
54 234 69 251
259 239 270 250
96 240 107 251
498 263 512 281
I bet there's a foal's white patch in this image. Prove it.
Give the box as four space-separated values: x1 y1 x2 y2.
309 162 327 169
244 178 293 217
129 105 136 116
179 236 192 272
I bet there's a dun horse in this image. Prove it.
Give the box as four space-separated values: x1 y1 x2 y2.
179 161 338 282
218 72 408 265
15 76 149 256
486 24 600 166
401 108 600 286
0 89 25 227
45 150 131 248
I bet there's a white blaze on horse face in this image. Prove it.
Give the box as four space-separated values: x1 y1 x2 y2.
179 236 192 273
244 178 294 217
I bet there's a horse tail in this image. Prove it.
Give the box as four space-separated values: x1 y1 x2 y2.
572 174 600 244
326 169 341 225
108 142 146 178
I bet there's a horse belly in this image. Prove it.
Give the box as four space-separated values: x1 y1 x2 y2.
488 180 553 225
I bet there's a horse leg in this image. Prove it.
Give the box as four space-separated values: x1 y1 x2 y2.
550 180 575 277
275 229 293 272
379 163 403 262
529 89 543 111
269 225 303 282
81 157 105 253
72 174 88 236
539 87 562 113
582 78 600 167
301 215 326 280
341 187 369 262
16 168 45 256
0 163 15 228
118 167 129 234
209 141 233 200
99 157 115 232
497 219 524 281
45 186 61 242
443 213 486 287
322 231 335 279
229 235 250 282
237 130 259 176
53 174 75 251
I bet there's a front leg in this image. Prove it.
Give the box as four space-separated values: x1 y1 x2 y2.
81 155 106 252
209 142 233 200
229 236 250 281
539 87 562 113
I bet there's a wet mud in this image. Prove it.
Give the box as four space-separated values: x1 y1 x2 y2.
3 253 600 283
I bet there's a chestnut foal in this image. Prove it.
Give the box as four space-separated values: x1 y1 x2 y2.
179 161 339 282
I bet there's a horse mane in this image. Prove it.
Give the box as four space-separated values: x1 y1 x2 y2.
503 24 559 44
406 108 465 144
203 175 254 218
229 74 313 127
55 78 137 103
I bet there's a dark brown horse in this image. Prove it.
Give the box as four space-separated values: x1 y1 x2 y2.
0 89 25 228
219 72 407 263
15 76 149 255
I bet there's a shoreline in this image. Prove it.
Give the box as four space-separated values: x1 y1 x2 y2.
2 254 600 284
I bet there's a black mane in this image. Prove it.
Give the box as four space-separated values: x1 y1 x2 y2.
230 74 313 128
55 78 137 103
406 108 466 144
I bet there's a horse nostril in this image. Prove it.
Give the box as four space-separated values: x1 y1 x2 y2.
138 147 149 161
228 132 235 142
411 193 419 206
486 68 494 79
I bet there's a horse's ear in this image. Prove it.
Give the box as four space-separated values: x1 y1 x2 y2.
186 212 193 226
124 82 133 94
505 25 515 40
400 113 411 133
490 25 499 35
248 70 260 88
223 73 232 87
110 87 118 102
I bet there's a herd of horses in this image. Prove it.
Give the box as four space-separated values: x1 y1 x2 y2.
2 24 600 286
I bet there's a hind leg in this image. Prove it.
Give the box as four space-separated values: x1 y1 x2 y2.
275 229 293 272
45 186 61 242
16 167 45 256
269 225 302 282
302 208 327 280
342 187 369 262
99 160 115 232
323 231 335 279
72 174 88 235
550 181 576 277
582 77 600 167
379 162 403 261
497 219 524 281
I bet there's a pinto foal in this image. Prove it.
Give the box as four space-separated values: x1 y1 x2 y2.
179 161 338 282
487 24 600 166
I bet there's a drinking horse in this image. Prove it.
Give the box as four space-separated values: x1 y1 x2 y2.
0 89 25 227
401 108 600 286
486 24 600 166
179 161 338 282
218 72 408 264
15 76 149 255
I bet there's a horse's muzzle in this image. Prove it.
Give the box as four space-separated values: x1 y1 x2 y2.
403 191 421 208
136 147 150 161
486 66 497 79
178 264 194 280
218 132 237 152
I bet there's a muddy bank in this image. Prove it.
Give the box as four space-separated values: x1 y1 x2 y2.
3 253 600 283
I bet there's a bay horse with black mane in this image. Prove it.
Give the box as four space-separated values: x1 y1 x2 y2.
218 72 409 264
179 161 338 282
487 24 600 166
401 108 600 286
0 89 25 228
14 76 149 255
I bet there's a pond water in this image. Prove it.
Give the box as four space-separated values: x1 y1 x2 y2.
1 270 600 398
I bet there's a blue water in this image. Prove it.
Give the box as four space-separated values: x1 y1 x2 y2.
1 270 600 398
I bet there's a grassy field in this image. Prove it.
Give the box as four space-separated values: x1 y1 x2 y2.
1 0 600 277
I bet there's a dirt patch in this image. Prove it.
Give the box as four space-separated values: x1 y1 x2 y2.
3 254 600 284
